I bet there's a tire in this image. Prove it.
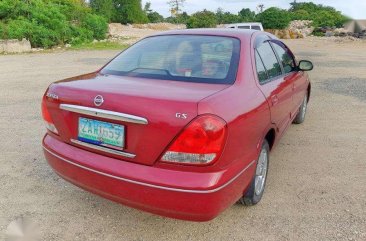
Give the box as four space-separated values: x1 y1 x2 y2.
293 93 308 124
239 140 269 206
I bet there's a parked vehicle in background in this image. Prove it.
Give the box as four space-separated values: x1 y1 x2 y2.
226 22 264 31
41 29 313 222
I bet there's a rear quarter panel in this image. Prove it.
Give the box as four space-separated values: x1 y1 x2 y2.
198 33 271 172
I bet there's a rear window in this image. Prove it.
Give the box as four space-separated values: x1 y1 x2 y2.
101 35 240 84
251 26 262 30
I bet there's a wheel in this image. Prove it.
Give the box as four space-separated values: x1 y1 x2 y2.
239 140 269 206
293 93 308 124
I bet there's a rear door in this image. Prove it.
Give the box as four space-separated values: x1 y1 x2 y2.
254 37 293 134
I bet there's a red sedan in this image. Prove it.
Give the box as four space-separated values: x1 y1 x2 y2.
41 29 313 221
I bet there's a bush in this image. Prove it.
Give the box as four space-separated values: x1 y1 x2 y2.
70 26 94 45
256 7 291 29
82 14 108 40
289 2 349 28
165 12 190 24
187 10 217 28
290 10 310 20
0 21 6 39
216 11 239 24
0 0 108 48
147 11 164 23
311 10 348 28
7 18 33 41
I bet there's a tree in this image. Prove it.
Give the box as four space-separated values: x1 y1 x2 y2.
168 0 186 16
144 1 152 14
176 11 190 24
90 0 114 21
216 8 239 24
147 11 164 23
238 8 256 22
257 4 265 13
112 0 148 24
256 7 291 29
187 10 217 28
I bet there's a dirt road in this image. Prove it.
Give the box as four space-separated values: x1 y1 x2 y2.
1 38 365 241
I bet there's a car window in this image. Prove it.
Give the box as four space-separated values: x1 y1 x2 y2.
256 42 282 80
251 26 261 30
238 26 250 29
101 35 240 84
271 42 296 74
255 51 268 83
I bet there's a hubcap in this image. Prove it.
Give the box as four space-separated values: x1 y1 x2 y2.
254 148 268 196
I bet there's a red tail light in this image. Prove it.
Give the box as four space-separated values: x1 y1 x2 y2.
42 97 58 134
160 115 227 165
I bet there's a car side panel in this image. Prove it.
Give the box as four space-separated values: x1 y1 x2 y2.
198 33 271 195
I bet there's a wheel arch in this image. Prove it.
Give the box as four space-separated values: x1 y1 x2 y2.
264 128 276 150
307 83 311 102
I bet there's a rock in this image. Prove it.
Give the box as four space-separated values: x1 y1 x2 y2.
31 48 44 52
65 44 71 48
0 38 31 53
288 20 314 38
325 31 334 37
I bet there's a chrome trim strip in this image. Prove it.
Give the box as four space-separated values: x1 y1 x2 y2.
43 145 255 194
60 104 148 125
70 139 136 158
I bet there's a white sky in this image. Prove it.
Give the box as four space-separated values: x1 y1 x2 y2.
142 0 366 19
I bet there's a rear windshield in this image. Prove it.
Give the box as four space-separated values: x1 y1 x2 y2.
101 35 240 84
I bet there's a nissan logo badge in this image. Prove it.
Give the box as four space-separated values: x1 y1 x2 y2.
94 95 104 107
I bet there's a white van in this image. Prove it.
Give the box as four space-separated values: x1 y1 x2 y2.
226 22 264 31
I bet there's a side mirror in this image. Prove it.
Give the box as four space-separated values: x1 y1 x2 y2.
298 60 313 71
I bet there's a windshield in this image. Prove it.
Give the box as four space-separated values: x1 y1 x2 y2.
101 35 240 84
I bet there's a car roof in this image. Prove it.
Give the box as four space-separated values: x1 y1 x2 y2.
227 22 263 25
151 28 257 40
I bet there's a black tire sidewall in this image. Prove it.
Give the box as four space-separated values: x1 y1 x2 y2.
293 93 308 124
243 140 270 205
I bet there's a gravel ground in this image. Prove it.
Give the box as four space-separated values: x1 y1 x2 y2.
0 38 366 241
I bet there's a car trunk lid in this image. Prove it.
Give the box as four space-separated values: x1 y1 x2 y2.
45 74 229 165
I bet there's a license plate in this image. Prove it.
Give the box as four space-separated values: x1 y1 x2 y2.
78 117 124 149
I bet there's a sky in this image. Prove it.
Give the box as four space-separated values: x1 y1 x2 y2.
142 0 366 19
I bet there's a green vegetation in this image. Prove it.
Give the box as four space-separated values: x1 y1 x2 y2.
0 0 351 49
144 2 164 23
90 0 148 24
238 8 256 22
289 2 349 28
187 10 217 29
70 41 128 50
184 2 348 30
112 0 148 24
257 7 291 29
0 0 108 48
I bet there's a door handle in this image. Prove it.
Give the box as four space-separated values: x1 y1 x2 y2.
271 95 279 106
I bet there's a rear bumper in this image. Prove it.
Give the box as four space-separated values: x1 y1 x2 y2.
42 134 255 221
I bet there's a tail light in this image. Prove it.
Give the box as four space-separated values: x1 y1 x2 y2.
41 97 58 134
160 115 227 165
